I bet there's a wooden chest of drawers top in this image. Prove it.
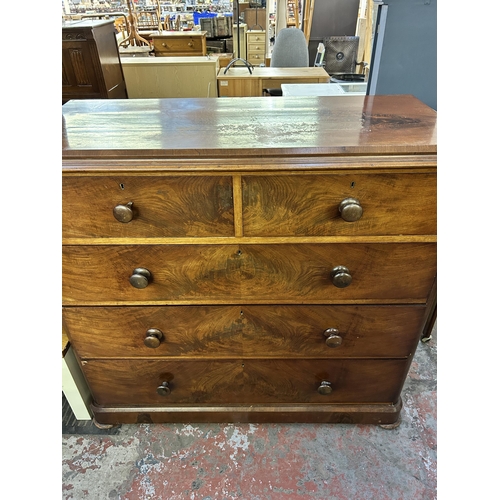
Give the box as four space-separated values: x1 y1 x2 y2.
62 95 436 162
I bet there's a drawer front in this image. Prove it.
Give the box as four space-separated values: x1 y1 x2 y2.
83 358 408 405
247 33 265 44
64 304 426 359
153 37 205 55
62 243 437 304
247 43 265 52
63 175 234 238
247 52 265 64
242 173 436 236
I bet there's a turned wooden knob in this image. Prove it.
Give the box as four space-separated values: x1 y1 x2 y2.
324 328 342 347
339 198 363 222
156 381 171 396
331 266 352 288
113 202 134 223
129 268 151 289
318 381 333 395
144 328 163 348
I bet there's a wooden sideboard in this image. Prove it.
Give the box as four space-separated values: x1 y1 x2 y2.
62 19 127 103
62 95 437 426
120 56 220 98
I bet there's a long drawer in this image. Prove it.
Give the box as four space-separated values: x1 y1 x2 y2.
64 304 426 359
242 173 436 236
82 358 409 405
63 175 234 238
62 243 437 304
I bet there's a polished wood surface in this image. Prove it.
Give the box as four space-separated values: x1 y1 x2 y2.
62 243 436 305
217 67 330 97
63 304 426 359
63 175 234 238
62 95 437 160
62 96 436 424
242 172 436 236
83 358 408 405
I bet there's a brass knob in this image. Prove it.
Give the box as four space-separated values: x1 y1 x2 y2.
144 328 163 348
318 381 333 395
161 42 167 47
129 268 151 289
156 381 171 396
113 201 134 223
324 328 342 347
339 198 363 222
331 266 352 288
188 41 193 47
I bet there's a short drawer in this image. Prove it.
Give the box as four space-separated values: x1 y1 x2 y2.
64 304 426 359
247 52 266 64
62 243 437 304
242 173 436 236
82 358 409 405
247 43 265 52
62 175 234 238
247 33 265 44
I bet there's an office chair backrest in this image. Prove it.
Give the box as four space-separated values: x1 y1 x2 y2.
271 28 309 67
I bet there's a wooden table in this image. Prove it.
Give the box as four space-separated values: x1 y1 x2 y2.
217 66 330 97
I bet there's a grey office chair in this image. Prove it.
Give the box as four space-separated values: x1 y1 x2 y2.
264 27 309 96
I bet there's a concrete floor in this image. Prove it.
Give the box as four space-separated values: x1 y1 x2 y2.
62 323 436 500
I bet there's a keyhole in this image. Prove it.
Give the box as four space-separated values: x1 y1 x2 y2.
350 181 355 189
119 183 125 190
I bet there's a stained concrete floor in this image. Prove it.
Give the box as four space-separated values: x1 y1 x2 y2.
62 323 436 500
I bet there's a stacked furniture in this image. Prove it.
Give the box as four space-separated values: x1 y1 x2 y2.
62 95 437 426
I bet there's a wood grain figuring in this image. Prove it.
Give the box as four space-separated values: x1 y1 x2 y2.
62 96 437 424
63 175 234 238
62 96 437 159
82 358 408 405
242 173 436 236
63 304 426 359
62 243 436 304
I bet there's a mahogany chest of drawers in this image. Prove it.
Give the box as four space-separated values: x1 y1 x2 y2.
62 95 437 425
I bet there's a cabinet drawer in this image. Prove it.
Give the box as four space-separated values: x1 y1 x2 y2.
242 173 436 236
62 175 234 238
247 52 265 63
64 304 426 359
62 243 436 304
152 36 206 56
247 33 265 44
83 358 408 405
247 43 265 52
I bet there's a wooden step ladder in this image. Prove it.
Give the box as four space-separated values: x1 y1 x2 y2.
286 0 299 28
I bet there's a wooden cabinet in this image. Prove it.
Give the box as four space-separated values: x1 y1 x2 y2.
246 30 266 65
120 56 220 98
151 31 207 56
62 19 127 103
62 95 437 425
